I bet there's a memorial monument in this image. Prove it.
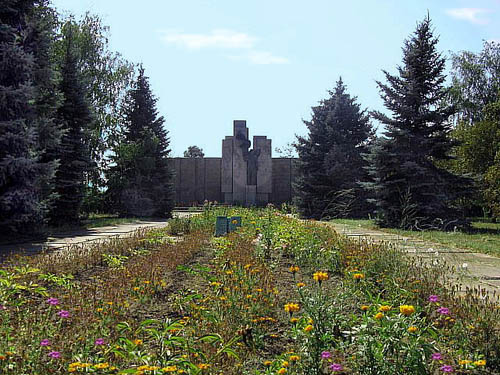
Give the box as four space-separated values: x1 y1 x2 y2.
169 120 296 206
221 120 272 206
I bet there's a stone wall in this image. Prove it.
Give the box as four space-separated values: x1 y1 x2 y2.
169 157 297 206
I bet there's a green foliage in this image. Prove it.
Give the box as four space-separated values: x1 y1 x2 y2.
365 16 471 230
295 78 374 220
107 66 175 217
0 0 53 234
183 145 205 158
50 24 92 225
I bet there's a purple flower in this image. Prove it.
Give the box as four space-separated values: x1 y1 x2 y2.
321 351 332 359
440 365 454 372
47 297 59 306
437 307 450 315
428 295 440 303
329 363 343 372
94 338 105 346
431 353 443 361
57 310 70 318
40 339 50 346
48 351 60 359
0 304 6 310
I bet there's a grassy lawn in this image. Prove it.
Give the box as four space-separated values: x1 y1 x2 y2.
330 218 500 257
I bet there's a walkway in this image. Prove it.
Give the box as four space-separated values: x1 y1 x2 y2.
329 222 500 295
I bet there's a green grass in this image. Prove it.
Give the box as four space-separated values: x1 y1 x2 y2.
330 218 500 257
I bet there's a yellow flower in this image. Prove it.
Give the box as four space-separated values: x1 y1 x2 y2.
407 326 418 333
96 307 103 312
296 282 306 288
94 363 110 369
473 360 486 366
289 355 300 361
304 324 314 332
133 339 143 346
399 305 415 316
106 301 113 305
277 368 287 374
290 317 299 324
289 265 300 273
197 363 210 369
161 366 177 372
361 305 370 311
378 305 391 312
264 360 272 367
374 312 384 320
353 273 365 280
313 271 328 282
284 303 300 314
144 280 150 284
133 287 140 291
282 361 289 367
459 360 472 365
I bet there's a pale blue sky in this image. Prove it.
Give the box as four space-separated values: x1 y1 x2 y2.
51 0 500 157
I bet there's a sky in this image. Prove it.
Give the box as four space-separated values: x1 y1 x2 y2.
51 0 500 157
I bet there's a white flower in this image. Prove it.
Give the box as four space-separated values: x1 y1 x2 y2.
462 263 468 269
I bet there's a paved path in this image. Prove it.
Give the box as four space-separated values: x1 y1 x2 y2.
329 222 500 295
0 211 202 261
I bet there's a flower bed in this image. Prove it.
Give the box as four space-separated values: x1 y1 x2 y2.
0 207 498 374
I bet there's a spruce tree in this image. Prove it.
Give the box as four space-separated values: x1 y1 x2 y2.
295 78 374 219
0 0 49 234
365 16 471 230
50 25 92 224
107 66 174 217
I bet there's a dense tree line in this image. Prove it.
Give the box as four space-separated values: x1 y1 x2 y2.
295 16 498 229
0 1 174 236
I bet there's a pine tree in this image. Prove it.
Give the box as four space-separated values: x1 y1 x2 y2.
365 16 471 230
26 1 64 216
107 66 174 217
0 0 49 234
295 78 374 219
50 25 92 224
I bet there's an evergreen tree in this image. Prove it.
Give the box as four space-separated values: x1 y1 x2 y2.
26 1 64 216
295 78 374 219
365 16 471 230
107 66 174 217
50 25 92 224
184 145 204 158
0 0 49 233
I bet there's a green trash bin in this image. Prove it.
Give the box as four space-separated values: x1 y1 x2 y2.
215 216 228 237
228 216 242 232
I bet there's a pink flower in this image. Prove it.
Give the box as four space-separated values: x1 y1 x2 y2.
321 351 332 359
0 304 6 310
440 365 454 372
57 310 70 318
428 295 439 303
437 307 449 315
48 351 60 359
329 363 343 372
47 297 59 305
94 338 105 346
432 353 443 361
40 339 50 346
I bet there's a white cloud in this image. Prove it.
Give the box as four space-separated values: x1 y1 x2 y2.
445 8 491 24
160 29 256 49
235 51 290 65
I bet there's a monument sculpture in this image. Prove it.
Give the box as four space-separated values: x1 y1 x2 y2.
169 120 296 206
221 120 272 206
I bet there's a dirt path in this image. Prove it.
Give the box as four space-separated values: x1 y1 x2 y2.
329 222 500 295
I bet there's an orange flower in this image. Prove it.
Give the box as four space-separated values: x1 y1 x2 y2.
399 305 415 316
353 273 365 280
284 303 300 314
304 324 313 332
289 265 300 273
361 305 370 311
408 326 418 333
378 305 391 312
374 312 384 320
313 271 328 283
296 282 306 288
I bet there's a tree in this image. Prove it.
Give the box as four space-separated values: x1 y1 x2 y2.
0 0 53 234
449 41 500 123
26 1 64 216
183 145 205 158
55 13 135 212
365 16 471 230
50 24 92 224
107 66 174 217
295 78 374 219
